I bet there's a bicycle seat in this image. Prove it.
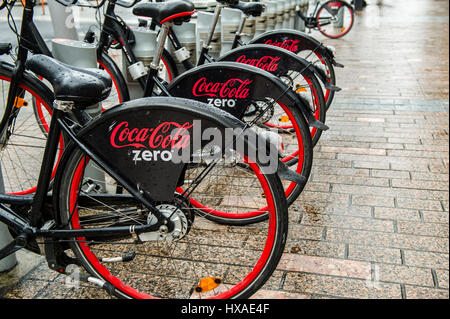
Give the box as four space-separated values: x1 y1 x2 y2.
133 0 195 25
230 2 265 17
26 55 112 109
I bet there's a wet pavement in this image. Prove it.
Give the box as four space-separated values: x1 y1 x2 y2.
0 0 449 299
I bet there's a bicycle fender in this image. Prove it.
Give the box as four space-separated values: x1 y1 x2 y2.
67 97 281 202
167 61 303 119
218 44 340 96
249 29 344 68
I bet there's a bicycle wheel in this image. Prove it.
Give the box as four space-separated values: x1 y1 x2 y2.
0 66 64 195
317 1 354 39
296 50 336 110
56 135 288 299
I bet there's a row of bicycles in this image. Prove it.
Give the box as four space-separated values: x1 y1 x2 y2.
0 0 349 299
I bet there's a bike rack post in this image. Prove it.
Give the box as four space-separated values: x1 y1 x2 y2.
220 7 242 55
289 0 296 29
282 0 290 29
171 21 197 71
48 0 79 40
333 5 345 28
51 39 107 192
261 0 277 32
296 0 306 32
196 10 222 60
0 165 18 273
121 25 158 100
275 0 284 29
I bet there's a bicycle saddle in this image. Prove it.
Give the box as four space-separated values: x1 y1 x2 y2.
230 2 265 17
26 54 112 109
133 0 195 25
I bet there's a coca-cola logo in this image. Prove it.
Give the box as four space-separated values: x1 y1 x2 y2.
192 77 252 99
264 39 300 52
235 55 281 72
110 121 192 150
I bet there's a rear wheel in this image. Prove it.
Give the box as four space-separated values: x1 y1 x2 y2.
317 1 354 39
56 140 288 299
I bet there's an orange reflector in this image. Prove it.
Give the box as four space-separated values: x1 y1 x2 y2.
194 277 222 293
296 86 307 93
14 97 28 108
341 27 346 32
279 115 291 123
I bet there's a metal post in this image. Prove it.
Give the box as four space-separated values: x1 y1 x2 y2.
333 5 345 28
51 39 106 191
0 166 18 273
354 0 365 11
47 0 79 40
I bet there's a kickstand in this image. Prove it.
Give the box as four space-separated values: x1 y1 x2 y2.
0 234 27 261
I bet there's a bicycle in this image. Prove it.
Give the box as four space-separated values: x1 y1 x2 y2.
1 0 312 225
295 0 355 39
0 52 292 298
0 0 299 299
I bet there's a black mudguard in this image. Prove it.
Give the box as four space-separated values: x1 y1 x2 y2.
249 29 344 68
60 97 295 201
167 61 327 130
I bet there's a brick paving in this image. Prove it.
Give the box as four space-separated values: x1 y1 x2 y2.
1 0 449 299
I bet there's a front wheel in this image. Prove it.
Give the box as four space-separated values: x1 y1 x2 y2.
317 1 355 39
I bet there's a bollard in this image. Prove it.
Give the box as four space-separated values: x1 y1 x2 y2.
296 0 306 32
52 39 106 192
254 10 267 37
333 5 345 28
275 0 284 29
241 16 255 44
171 22 197 71
0 166 18 273
262 0 277 32
197 10 222 60
48 0 79 40
289 0 296 29
282 0 290 29
354 0 365 11
220 7 242 55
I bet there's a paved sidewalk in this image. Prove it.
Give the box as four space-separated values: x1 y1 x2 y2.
1 0 448 299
